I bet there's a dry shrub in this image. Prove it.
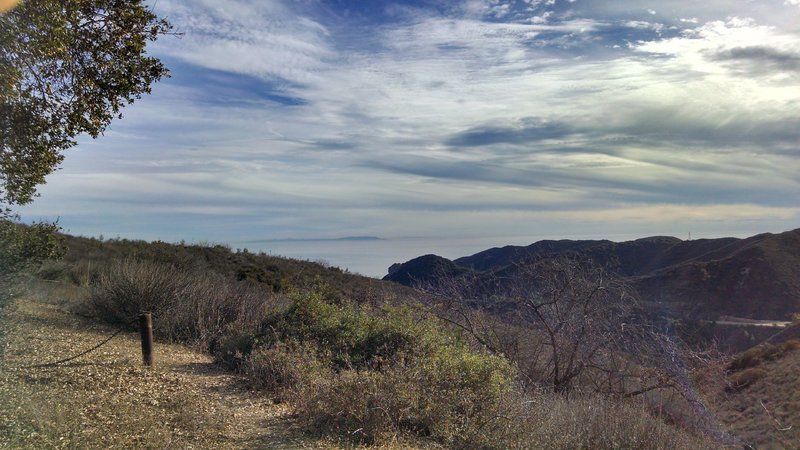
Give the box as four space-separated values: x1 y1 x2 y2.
161 276 272 350
726 367 767 392
89 258 192 324
782 339 800 351
90 258 278 350
499 393 722 449
294 369 396 444
34 259 69 281
34 257 100 287
246 341 329 398
728 340 800 372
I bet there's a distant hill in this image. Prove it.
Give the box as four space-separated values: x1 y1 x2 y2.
385 254 469 287
384 229 800 320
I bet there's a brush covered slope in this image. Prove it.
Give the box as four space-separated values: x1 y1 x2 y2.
11 231 724 449
699 340 800 448
51 234 422 304
384 229 800 321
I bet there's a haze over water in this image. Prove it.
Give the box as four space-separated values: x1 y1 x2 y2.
240 227 774 278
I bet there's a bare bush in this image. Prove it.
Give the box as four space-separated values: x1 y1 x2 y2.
90 258 278 350
90 258 193 324
427 257 679 396
423 256 740 446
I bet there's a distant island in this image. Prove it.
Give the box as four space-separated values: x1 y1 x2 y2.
250 236 383 243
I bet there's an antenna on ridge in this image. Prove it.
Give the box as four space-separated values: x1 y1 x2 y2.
688 231 691 241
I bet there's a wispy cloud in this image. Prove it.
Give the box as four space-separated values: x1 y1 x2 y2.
20 0 800 272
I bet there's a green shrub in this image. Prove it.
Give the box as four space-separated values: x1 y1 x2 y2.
390 346 513 446
245 288 515 447
0 220 64 275
235 264 283 291
260 290 448 370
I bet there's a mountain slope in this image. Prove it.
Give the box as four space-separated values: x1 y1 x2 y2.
384 229 800 320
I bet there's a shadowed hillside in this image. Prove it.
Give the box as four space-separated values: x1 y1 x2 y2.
385 229 800 320
699 340 800 448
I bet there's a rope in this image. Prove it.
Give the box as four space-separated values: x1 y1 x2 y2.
17 318 138 369
21 328 128 368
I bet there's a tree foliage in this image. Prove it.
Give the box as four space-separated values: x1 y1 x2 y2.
0 0 171 209
0 219 63 275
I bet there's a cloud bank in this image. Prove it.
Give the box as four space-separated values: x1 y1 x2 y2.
20 0 800 273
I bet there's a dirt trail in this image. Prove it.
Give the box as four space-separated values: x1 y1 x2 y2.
0 287 336 449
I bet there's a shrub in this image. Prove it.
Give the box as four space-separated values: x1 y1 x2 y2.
388 346 513 446
292 350 514 447
260 290 449 370
90 258 277 350
0 220 64 276
214 323 264 370
294 369 394 444
89 258 192 325
497 393 721 449
163 277 271 350
235 264 283 291
726 367 767 392
245 288 515 447
246 341 329 399
728 340 800 372
35 260 69 281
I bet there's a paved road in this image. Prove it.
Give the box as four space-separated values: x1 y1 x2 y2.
713 320 791 328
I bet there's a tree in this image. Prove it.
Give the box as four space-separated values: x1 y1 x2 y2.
0 219 63 275
0 0 171 212
424 257 693 397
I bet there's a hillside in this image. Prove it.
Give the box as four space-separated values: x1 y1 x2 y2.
699 340 800 448
54 234 422 306
384 229 800 321
0 231 729 448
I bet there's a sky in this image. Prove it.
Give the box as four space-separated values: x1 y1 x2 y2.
19 0 800 277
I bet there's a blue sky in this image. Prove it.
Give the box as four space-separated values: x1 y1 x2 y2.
20 0 800 275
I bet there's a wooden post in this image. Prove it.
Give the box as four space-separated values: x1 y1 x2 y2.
139 313 154 366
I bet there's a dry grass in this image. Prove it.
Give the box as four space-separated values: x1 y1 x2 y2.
495 393 723 450
697 341 800 449
727 340 800 372
0 280 356 449
726 367 767 392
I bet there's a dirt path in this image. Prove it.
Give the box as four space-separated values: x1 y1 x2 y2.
0 286 337 449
